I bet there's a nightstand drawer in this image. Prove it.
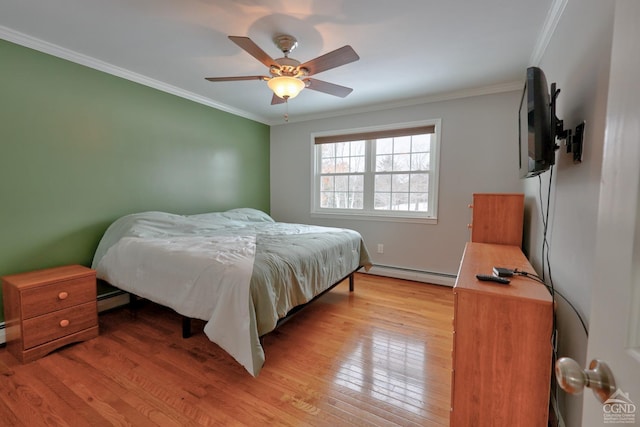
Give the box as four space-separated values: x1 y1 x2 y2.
21 276 96 319
3 265 99 363
22 301 97 350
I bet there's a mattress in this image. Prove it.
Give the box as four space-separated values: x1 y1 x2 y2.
92 208 372 376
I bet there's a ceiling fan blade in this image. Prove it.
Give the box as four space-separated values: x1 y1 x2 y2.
271 94 286 105
304 78 353 98
205 76 268 82
299 45 359 76
228 36 278 69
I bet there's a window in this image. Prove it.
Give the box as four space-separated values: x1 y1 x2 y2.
312 120 440 222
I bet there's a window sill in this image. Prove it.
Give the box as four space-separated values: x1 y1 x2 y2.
310 212 437 225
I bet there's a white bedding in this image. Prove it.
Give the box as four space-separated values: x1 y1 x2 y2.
92 209 371 376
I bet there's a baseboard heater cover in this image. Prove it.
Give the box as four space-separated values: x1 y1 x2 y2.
0 291 130 346
97 290 130 313
364 264 456 287
0 268 454 345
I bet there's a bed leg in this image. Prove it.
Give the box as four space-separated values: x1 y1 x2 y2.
128 293 139 318
349 273 354 292
182 316 192 338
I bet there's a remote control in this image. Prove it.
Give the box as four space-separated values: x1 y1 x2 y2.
476 274 511 284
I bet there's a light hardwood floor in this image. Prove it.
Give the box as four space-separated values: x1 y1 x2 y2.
0 273 454 426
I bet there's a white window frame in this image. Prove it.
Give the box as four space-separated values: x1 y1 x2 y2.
310 119 441 224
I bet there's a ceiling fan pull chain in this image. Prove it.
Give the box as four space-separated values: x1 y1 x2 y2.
284 99 289 122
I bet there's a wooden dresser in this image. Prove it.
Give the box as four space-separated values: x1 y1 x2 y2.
2 265 99 363
468 193 524 247
450 243 553 426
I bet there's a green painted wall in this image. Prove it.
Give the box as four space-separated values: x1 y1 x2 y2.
0 39 270 321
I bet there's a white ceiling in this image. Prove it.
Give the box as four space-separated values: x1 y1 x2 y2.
0 0 555 125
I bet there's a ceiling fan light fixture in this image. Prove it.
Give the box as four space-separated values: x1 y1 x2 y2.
268 76 305 100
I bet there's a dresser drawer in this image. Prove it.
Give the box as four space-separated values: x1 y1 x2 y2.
21 276 96 319
22 301 98 349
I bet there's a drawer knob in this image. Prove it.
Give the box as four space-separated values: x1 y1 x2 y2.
58 291 69 300
59 319 70 328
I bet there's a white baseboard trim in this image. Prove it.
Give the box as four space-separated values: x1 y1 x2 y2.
0 269 454 345
97 292 130 313
363 264 456 287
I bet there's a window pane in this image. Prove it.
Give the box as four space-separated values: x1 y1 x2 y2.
409 193 429 211
350 155 365 173
335 142 349 156
392 174 410 192
411 152 430 171
349 192 363 209
335 157 350 172
410 173 429 192
412 134 431 152
392 193 409 210
394 136 411 153
336 192 348 208
392 154 411 171
321 158 335 174
350 140 366 156
350 175 363 191
375 174 391 192
374 192 391 209
376 154 392 172
377 138 393 154
321 176 334 191
335 175 349 191
320 192 334 208
321 144 335 157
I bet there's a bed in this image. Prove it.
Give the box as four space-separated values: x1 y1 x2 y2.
91 208 372 376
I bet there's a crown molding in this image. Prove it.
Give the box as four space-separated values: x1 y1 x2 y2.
2 23 534 128
529 0 568 66
0 25 270 125
276 81 524 125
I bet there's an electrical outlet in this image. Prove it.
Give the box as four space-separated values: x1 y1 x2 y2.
377 244 384 254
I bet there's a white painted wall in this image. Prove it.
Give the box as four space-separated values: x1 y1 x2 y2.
523 0 615 425
270 3 616 424
271 90 522 280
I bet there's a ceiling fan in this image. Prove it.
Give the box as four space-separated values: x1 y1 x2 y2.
205 35 360 105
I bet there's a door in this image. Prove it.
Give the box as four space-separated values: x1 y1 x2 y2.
582 1 640 424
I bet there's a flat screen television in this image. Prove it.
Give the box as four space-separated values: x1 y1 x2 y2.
518 67 557 178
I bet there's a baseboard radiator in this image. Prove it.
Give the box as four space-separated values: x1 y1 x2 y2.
0 291 130 346
0 268 455 345
364 264 456 287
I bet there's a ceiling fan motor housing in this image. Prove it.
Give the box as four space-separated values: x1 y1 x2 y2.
273 34 298 55
270 57 307 78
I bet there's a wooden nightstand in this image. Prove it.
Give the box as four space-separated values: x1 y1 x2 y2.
2 265 99 363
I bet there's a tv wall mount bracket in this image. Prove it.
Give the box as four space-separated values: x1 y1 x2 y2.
551 83 585 164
